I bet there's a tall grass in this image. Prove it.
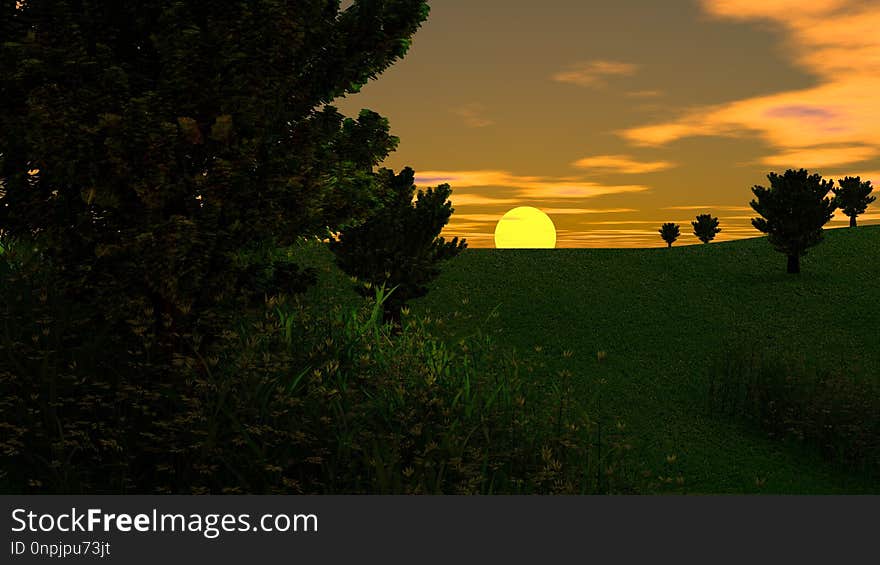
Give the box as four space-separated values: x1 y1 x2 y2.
708 348 880 477
0 248 638 493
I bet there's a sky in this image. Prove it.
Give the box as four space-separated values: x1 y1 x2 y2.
337 0 880 248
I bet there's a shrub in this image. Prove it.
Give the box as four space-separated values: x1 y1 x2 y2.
0 271 637 494
329 167 467 324
708 348 880 477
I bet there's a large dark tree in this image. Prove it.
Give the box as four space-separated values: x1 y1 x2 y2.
832 176 875 227
750 169 837 274
0 0 430 356
659 222 680 247
330 167 466 324
691 213 721 244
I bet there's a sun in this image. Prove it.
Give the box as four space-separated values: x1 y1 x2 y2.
494 206 557 248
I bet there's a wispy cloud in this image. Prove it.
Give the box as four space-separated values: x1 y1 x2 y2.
625 90 664 98
453 209 636 223
445 193 518 207
416 170 650 200
552 60 639 88
759 145 879 168
620 0 880 169
572 154 677 174
663 205 754 211
541 207 637 215
450 214 510 223
702 0 849 21
451 103 495 128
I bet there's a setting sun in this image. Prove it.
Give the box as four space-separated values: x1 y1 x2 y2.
494 206 557 248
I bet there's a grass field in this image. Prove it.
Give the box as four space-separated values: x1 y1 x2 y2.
300 225 880 494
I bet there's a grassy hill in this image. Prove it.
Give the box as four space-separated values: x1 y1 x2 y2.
301 226 880 493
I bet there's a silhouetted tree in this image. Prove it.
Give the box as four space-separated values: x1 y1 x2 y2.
691 214 721 243
750 169 837 274
659 222 680 247
0 0 430 356
330 167 466 324
832 176 875 227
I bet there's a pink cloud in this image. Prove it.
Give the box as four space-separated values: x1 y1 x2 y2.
552 60 639 88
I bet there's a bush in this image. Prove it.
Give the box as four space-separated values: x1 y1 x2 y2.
329 167 466 324
708 348 880 477
1 264 637 493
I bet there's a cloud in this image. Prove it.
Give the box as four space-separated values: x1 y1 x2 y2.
759 145 879 168
450 214 508 223
626 90 664 98
701 0 849 21
662 205 753 211
451 103 494 128
572 154 677 174
453 209 636 223
578 220 690 225
619 0 880 169
763 105 839 121
552 60 639 88
541 207 638 215
416 170 650 200
446 193 518 207
516 182 649 200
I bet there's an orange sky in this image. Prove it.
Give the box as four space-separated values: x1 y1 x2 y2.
337 0 880 248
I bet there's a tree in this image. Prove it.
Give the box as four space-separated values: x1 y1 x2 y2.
691 213 721 244
0 0 431 357
659 222 680 247
750 169 837 274
832 176 875 227
330 167 466 324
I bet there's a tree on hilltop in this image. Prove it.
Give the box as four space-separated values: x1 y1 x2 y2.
832 176 875 227
692 214 721 244
659 222 680 247
750 169 837 274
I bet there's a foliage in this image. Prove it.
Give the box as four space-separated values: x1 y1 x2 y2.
0 272 636 494
329 167 467 323
832 176 875 228
658 222 680 247
691 213 721 244
0 0 430 360
709 348 880 478
750 169 837 274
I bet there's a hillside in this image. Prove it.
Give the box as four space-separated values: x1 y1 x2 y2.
300 226 880 493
